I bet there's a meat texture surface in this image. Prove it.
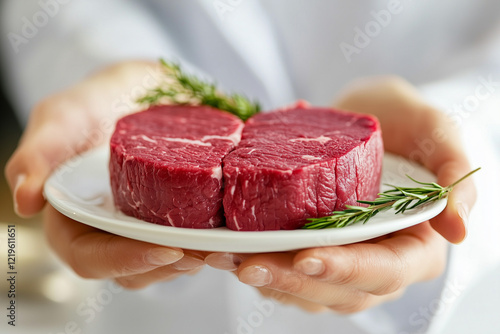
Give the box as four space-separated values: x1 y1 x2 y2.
110 105 244 228
222 102 383 231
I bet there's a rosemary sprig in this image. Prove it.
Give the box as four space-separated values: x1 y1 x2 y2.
303 167 481 229
137 59 261 121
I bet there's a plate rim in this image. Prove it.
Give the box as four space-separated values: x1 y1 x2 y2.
43 146 447 253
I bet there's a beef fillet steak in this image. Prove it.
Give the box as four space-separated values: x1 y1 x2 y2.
109 105 244 228
222 102 383 231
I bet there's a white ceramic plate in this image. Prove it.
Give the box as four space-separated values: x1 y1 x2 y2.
43 147 446 253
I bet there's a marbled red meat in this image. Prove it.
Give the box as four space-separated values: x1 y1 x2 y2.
109 105 244 228
222 102 383 231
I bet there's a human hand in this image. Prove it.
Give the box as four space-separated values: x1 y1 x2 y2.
206 76 476 313
5 61 207 288
208 221 446 313
334 76 476 244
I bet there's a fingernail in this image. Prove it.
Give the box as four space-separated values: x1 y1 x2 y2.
13 174 26 216
456 202 469 242
172 255 205 271
146 248 184 266
295 257 325 276
456 202 469 229
205 253 243 271
239 265 272 287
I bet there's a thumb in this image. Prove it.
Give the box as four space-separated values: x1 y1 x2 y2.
4 61 162 217
5 102 99 217
5 61 161 216
429 160 477 244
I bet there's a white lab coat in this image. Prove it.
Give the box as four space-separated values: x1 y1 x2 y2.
1 1 500 333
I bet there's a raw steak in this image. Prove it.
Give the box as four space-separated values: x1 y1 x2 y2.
109 105 243 228
222 101 383 231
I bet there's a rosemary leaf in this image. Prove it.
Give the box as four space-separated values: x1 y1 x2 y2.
303 167 481 229
137 59 261 121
